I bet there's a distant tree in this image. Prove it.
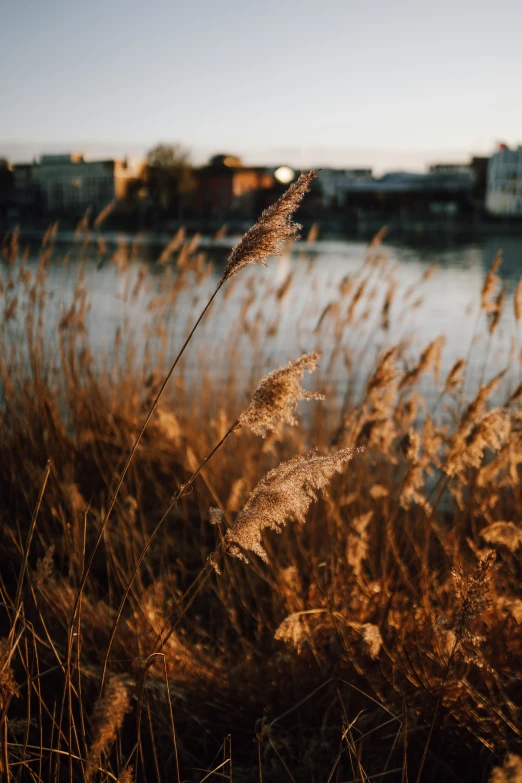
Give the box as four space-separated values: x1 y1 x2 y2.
146 143 196 218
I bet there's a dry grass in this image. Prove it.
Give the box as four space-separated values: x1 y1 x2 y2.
1 191 522 783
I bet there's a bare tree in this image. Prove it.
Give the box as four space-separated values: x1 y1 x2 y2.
146 143 196 219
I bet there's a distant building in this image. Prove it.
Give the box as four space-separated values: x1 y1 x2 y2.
196 154 275 216
486 144 522 216
39 154 145 212
470 156 489 211
318 168 373 208
12 153 146 214
346 169 473 196
428 163 472 176
335 169 474 219
12 161 41 208
429 158 489 211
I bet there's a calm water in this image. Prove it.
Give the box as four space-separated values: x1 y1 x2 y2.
2 231 522 405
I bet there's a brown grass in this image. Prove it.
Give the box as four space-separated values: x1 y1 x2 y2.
1 194 522 782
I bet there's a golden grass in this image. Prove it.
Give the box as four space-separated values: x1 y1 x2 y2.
1 193 522 782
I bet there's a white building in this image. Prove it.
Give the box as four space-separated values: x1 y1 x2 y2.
13 153 145 212
486 145 522 216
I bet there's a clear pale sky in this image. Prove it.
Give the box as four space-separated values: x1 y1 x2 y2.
2 0 521 172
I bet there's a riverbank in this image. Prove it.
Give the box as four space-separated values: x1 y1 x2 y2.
4 211 522 247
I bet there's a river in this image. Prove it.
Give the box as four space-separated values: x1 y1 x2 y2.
2 231 522 407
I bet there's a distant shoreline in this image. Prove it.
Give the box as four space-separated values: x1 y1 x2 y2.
5 214 522 248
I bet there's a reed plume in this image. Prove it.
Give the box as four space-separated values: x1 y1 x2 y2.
400 428 429 510
489 754 522 783
220 171 316 283
400 335 445 388
515 278 522 323
444 358 466 394
85 677 130 782
274 612 309 652
367 348 399 407
481 251 502 313
226 448 360 562
445 372 505 476
446 407 508 477
463 409 510 469
158 228 186 265
238 352 324 436
118 766 135 783
361 623 383 659
452 551 496 646
488 284 506 335
381 279 396 331
346 511 373 575
480 521 522 552
0 638 19 713
93 200 115 229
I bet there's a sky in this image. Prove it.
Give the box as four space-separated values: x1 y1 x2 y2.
2 0 522 173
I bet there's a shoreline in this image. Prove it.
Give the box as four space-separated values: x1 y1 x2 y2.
4 215 522 248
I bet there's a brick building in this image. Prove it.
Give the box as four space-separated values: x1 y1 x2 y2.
196 154 275 216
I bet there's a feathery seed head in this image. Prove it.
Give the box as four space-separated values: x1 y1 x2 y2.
274 612 309 652
118 767 135 783
346 511 373 574
480 521 522 552
364 348 400 420
490 754 522 783
447 407 510 476
0 638 19 712
220 171 316 283
361 623 383 659
444 358 466 394
209 507 225 527
489 284 506 335
515 278 522 322
85 677 130 782
381 280 396 331
93 200 115 229
239 352 324 437
226 448 361 562
400 336 445 388
453 551 496 645
369 484 389 499
481 251 502 313
458 371 504 434
400 426 433 510
34 545 55 589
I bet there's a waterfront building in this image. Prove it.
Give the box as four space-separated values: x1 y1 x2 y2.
428 163 472 176
469 157 489 211
429 158 489 211
12 153 146 213
318 168 373 208
12 161 40 208
329 169 475 222
196 154 275 216
486 144 522 216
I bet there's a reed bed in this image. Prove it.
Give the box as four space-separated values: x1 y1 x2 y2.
1 184 522 783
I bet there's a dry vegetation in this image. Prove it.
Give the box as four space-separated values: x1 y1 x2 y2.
1 179 522 783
